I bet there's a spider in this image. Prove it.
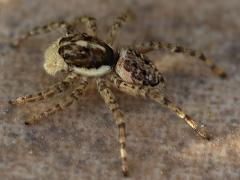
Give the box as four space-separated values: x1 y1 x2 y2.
9 9 227 177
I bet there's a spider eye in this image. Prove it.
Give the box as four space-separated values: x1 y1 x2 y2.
116 49 165 86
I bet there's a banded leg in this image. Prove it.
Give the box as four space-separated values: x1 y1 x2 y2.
97 78 128 176
110 74 211 140
13 20 69 47
136 41 227 78
25 78 88 125
107 9 134 45
70 16 97 36
9 73 79 105
13 16 97 47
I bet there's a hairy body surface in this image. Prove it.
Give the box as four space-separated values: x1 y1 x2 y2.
10 9 227 177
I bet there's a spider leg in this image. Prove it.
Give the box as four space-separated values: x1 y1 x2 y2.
25 77 88 125
13 20 69 48
96 78 128 176
69 16 97 36
110 74 212 140
136 41 227 78
13 16 97 48
9 73 80 105
106 9 134 46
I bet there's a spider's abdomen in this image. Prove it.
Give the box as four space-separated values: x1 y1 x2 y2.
116 49 165 87
58 33 116 76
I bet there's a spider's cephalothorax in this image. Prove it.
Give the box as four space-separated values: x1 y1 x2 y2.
116 49 165 87
10 10 227 177
44 33 117 76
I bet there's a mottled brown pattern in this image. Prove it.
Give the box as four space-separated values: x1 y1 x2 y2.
58 33 116 69
121 49 165 86
4 1 232 179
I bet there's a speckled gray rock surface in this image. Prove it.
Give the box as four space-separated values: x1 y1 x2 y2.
0 0 240 179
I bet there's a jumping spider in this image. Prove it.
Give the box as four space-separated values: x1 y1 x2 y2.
9 10 227 176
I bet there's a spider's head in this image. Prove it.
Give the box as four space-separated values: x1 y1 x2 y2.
115 49 165 87
44 33 117 76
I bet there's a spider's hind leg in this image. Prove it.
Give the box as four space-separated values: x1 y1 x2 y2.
13 20 69 48
137 41 227 78
25 78 88 125
13 15 98 48
9 73 79 105
97 78 128 176
69 16 97 36
107 9 134 46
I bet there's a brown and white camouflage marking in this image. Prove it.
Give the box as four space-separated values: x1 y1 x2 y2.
116 49 165 87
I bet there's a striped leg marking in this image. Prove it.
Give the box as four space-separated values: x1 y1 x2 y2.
137 41 227 78
70 16 97 36
13 20 69 48
97 78 128 176
13 16 97 47
9 73 79 105
25 78 88 125
107 9 134 45
110 74 211 140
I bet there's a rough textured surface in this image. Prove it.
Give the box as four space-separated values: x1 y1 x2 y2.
0 0 240 179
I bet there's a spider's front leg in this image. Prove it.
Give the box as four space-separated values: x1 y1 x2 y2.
110 74 212 140
25 77 88 125
136 41 227 78
9 73 79 105
96 78 128 176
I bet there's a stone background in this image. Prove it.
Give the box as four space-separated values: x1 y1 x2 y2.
0 0 239 179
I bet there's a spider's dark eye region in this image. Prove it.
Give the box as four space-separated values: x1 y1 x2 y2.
116 49 165 87
58 33 116 76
